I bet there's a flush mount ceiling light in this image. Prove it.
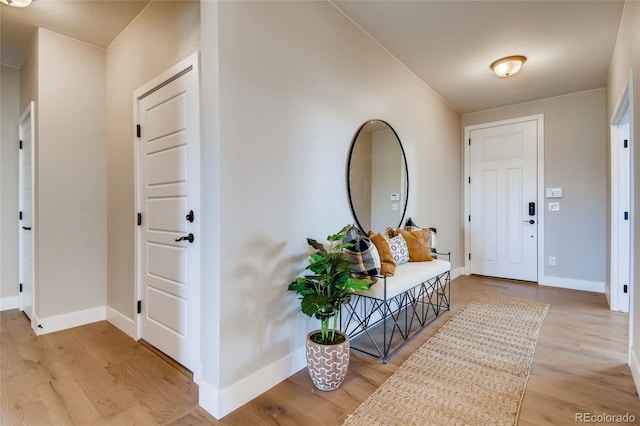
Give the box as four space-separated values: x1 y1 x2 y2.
0 0 32 6
490 55 527 78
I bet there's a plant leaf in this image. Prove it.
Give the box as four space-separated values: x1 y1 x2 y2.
301 294 330 317
307 238 325 252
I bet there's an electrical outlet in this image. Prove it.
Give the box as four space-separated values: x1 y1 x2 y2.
549 202 560 211
549 257 556 266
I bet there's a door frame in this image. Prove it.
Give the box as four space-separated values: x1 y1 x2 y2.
610 76 633 313
133 52 202 382
464 114 545 282
18 101 36 330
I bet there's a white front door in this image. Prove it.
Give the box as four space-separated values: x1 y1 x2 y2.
19 102 35 323
135 54 200 373
469 119 538 282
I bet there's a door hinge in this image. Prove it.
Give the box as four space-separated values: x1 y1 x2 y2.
468 138 471 146
624 139 628 148
136 125 141 138
137 300 142 314
19 140 23 150
468 177 471 184
19 211 23 221
468 253 471 260
624 211 629 220
19 283 23 293
137 213 142 226
468 215 471 222
624 284 628 294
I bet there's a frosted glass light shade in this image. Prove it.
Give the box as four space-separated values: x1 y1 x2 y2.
490 55 527 78
0 0 32 7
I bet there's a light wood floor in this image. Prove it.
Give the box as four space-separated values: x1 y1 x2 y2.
2 275 639 425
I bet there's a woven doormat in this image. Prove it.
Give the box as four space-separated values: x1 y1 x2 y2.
343 293 550 426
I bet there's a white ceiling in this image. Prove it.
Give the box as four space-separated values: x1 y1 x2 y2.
1 0 149 69
1 1 626 114
333 0 625 113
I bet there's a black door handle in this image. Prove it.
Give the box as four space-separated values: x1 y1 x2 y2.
175 233 194 243
22 226 31 230
522 219 535 225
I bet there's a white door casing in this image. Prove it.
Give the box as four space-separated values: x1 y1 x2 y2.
18 102 36 327
134 53 201 379
465 116 544 283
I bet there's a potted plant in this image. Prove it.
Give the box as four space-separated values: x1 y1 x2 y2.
288 225 371 391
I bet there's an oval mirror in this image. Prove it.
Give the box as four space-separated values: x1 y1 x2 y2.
347 120 409 233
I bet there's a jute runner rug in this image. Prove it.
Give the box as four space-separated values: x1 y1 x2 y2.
343 293 550 426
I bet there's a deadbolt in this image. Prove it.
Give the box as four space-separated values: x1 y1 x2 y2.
186 210 194 223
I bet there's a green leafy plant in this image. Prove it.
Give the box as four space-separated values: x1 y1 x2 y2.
288 225 371 345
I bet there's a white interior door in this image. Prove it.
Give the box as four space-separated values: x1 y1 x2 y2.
18 102 35 323
469 119 538 282
610 96 631 313
136 55 200 373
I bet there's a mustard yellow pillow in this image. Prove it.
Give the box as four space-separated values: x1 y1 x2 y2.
368 231 396 276
396 228 433 262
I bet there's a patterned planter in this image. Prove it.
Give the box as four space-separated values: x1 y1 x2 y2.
305 330 350 391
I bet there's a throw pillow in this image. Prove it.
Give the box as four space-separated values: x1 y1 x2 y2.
385 234 409 266
397 228 433 262
343 225 381 278
403 217 438 257
368 231 396 276
404 217 421 232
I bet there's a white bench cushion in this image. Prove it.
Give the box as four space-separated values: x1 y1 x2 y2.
354 259 451 300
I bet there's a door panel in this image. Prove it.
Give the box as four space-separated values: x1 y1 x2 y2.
137 61 200 372
147 146 187 186
470 120 537 282
480 169 497 263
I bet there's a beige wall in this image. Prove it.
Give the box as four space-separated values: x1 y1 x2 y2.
606 0 640 391
105 1 200 319
200 0 461 415
35 29 107 318
462 89 607 287
20 35 38 113
1 65 21 305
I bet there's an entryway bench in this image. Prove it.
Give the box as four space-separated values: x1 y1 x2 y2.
341 254 451 363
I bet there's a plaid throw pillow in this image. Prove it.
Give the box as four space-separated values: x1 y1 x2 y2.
343 225 381 278
403 217 438 257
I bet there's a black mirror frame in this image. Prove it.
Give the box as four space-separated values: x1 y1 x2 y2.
346 119 409 234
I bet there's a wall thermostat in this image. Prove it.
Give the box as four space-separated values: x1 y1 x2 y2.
545 188 563 198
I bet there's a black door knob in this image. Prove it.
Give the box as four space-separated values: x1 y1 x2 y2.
175 233 194 243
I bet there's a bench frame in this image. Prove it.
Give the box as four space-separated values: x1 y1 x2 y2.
340 252 451 363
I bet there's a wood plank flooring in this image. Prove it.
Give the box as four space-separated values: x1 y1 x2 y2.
2 275 639 425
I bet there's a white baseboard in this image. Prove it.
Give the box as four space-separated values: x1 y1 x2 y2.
106 307 137 339
0 296 19 311
35 306 106 335
630 347 640 399
540 276 604 293
199 347 306 419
